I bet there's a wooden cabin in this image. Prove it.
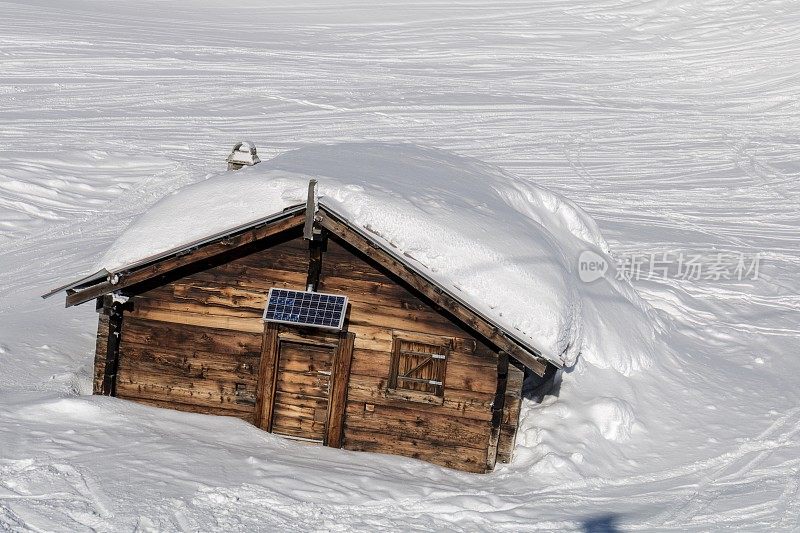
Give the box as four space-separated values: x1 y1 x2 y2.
50 182 556 473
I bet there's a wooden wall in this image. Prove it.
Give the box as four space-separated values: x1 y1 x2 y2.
109 232 309 421
93 228 524 473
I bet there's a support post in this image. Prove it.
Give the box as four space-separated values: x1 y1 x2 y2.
304 179 324 291
101 299 124 396
254 322 280 429
303 179 318 241
487 351 509 470
326 331 355 448
306 231 326 292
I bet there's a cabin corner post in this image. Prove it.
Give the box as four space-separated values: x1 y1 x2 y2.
487 351 510 470
497 363 525 463
101 298 124 396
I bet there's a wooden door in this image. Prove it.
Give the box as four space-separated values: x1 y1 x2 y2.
255 324 354 447
271 339 335 441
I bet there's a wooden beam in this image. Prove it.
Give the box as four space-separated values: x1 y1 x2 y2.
491 352 509 429
101 300 124 396
303 180 318 241
486 351 509 471
316 211 548 376
497 363 524 463
93 314 110 394
305 230 326 292
326 331 354 448
66 212 305 308
254 322 280 429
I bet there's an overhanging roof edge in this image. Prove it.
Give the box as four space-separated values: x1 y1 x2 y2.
41 269 110 299
42 203 305 300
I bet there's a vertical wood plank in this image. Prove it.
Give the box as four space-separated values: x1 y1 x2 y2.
305 232 326 292
303 179 318 240
254 323 280 429
326 331 355 448
497 363 524 463
93 313 110 394
101 300 124 396
486 351 509 471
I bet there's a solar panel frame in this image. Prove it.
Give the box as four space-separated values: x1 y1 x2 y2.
262 288 348 331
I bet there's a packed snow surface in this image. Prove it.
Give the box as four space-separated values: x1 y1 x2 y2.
1 0 799 531
99 143 659 369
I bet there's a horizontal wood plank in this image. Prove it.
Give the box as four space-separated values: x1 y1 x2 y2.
187 266 306 292
272 401 324 423
274 391 329 411
272 418 325 441
122 316 263 356
118 342 259 382
116 376 255 414
133 397 255 423
117 359 257 398
132 294 263 320
343 427 489 473
344 402 491 449
127 306 264 333
275 373 331 397
321 240 389 283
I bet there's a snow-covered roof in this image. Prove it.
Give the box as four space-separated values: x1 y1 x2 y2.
83 143 658 371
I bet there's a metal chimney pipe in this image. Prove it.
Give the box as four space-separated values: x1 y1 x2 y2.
226 141 261 170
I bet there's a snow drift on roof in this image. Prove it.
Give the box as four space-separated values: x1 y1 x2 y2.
98 143 660 371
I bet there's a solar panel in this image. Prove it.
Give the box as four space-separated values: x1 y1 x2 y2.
262 288 348 330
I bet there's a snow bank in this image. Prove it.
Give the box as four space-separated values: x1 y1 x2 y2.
98 143 659 372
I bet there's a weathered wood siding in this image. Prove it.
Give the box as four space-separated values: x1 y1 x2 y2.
114 232 309 422
93 312 109 394
497 364 524 463
96 228 513 472
319 238 500 473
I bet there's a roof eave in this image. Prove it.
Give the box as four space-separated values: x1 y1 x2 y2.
43 204 305 305
41 269 110 300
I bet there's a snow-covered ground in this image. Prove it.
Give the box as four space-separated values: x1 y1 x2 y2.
1 0 798 530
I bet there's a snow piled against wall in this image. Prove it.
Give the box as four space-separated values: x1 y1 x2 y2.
99 143 661 373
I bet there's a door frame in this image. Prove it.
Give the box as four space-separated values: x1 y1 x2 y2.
254 322 354 448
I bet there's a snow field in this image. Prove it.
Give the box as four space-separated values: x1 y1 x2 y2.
0 0 799 530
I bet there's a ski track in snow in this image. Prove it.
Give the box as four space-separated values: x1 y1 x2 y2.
0 0 799 531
